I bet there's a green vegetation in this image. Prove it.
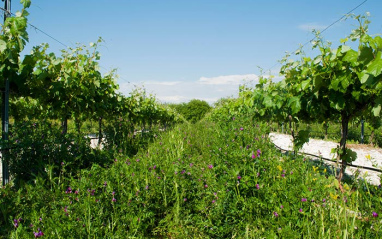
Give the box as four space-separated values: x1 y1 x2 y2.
2 118 382 238
0 1 382 238
170 99 212 123
210 13 382 185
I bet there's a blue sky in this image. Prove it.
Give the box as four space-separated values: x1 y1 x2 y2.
9 0 382 103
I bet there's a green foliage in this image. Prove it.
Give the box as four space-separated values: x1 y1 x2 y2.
173 99 211 123
1 4 382 238
293 129 310 152
1 117 382 238
6 120 113 186
279 15 382 179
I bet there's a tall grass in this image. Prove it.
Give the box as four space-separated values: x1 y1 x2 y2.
0 117 381 238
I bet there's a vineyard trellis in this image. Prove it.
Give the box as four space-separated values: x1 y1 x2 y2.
0 1 183 185
208 13 382 189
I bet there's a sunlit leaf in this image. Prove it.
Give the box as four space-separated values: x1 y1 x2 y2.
366 56 382 77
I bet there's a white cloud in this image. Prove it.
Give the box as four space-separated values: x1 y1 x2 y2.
118 74 260 104
146 81 182 86
298 23 327 32
158 95 189 103
198 74 259 85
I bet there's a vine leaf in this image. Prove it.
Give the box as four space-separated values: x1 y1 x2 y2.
0 39 6 53
288 96 301 114
358 46 374 65
366 56 382 77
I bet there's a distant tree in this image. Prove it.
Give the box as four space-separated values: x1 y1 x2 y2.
173 99 211 123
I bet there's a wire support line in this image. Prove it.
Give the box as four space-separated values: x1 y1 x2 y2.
301 0 369 49
0 7 68 48
0 7 10 16
27 22 68 48
272 142 382 174
266 0 369 72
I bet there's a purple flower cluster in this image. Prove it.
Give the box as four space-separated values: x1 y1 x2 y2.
87 189 96 196
256 149 261 157
251 149 262 159
65 187 72 194
372 212 378 218
13 218 22 228
33 228 44 238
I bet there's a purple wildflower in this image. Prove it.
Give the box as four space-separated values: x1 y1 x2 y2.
372 212 378 218
301 198 307 202
13 219 19 228
281 174 285 178
237 175 242 180
273 212 279 217
103 181 107 187
65 187 72 194
322 198 326 202
240 127 244 131
204 184 208 188
256 184 260 190
33 228 44 238
299 208 303 213
184 198 187 202
112 197 117 202
280 205 284 209
212 200 216 204
208 164 213 169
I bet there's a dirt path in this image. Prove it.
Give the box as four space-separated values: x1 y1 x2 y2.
269 133 382 185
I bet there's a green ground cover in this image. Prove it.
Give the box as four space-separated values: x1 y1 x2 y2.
1 117 381 238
